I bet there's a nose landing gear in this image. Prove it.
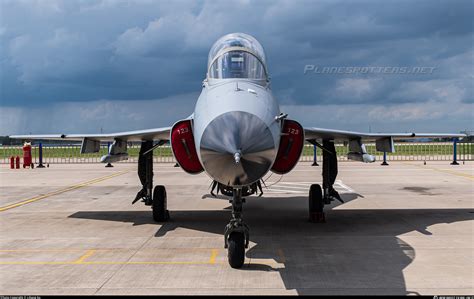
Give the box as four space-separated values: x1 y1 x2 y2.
224 188 249 268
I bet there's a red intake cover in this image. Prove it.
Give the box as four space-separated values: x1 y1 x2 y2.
171 120 204 174
271 119 304 174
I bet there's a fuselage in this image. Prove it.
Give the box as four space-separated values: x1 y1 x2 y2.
193 79 281 186
191 33 282 187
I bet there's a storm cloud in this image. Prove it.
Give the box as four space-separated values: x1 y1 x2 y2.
0 0 472 134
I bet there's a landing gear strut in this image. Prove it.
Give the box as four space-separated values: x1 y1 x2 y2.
308 139 343 223
133 140 169 222
224 188 249 268
211 180 263 197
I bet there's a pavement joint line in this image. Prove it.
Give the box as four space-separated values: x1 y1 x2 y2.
94 231 165 295
0 248 287 266
0 261 215 265
0 248 220 252
0 249 218 266
0 260 284 265
404 162 474 180
0 170 129 212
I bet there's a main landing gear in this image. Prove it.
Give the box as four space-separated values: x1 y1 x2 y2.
309 184 325 222
152 185 169 222
224 188 249 268
133 140 169 222
308 139 344 223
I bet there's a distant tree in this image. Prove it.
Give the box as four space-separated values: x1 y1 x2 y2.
0 136 13 145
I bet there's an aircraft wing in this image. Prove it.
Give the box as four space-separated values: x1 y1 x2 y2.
9 127 172 142
303 127 466 162
10 127 172 162
304 127 466 142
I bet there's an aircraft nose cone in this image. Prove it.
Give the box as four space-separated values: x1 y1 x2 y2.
200 111 276 186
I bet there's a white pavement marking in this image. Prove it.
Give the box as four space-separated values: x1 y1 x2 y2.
265 188 306 194
264 180 355 194
336 180 356 193
277 182 315 186
269 185 307 190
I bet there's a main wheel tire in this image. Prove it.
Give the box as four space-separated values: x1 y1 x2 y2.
152 185 168 222
309 184 325 222
227 232 245 268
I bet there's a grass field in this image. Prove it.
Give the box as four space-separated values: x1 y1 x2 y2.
301 143 467 156
1 142 472 163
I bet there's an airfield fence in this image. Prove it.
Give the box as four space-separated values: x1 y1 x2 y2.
0 141 472 165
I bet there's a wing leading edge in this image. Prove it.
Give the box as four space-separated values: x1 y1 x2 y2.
304 127 466 142
9 127 172 142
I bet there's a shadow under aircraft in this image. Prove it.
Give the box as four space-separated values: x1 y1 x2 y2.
70 191 473 295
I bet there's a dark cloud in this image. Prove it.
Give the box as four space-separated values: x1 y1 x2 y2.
0 0 472 132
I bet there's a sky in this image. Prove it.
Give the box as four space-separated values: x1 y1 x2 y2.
0 0 473 135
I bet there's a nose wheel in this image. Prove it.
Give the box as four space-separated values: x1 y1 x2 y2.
227 232 246 268
224 188 249 268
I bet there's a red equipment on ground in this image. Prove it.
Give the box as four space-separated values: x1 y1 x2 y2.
15 156 20 169
23 142 32 168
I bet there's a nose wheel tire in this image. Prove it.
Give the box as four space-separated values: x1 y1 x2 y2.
227 232 245 268
152 185 169 222
309 184 325 223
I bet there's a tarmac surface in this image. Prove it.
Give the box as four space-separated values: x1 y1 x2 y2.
0 161 472 295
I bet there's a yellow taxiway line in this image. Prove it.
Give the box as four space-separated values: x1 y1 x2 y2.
0 248 222 266
0 248 285 267
208 249 219 264
0 170 129 212
73 249 97 264
0 261 215 265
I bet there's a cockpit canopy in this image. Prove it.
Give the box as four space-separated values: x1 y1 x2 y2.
207 33 268 81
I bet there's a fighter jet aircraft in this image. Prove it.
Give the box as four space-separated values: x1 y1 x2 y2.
10 33 466 268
